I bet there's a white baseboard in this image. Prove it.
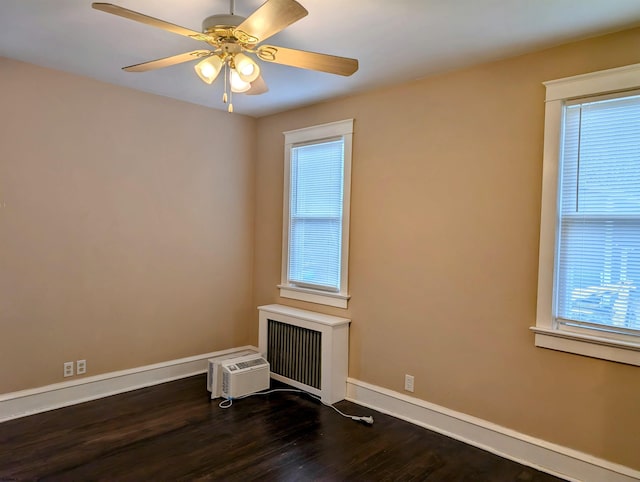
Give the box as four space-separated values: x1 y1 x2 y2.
0 346 259 423
346 378 640 482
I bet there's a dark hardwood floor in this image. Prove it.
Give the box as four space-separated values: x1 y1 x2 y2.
0 375 565 481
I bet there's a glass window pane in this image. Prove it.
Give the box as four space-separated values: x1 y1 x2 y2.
291 140 344 217
289 218 342 289
288 138 345 291
556 94 640 333
557 219 640 330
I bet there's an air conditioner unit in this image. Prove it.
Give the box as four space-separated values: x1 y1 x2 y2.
221 353 270 400
207 349 258 399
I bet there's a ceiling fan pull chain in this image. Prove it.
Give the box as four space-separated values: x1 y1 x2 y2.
228 65 234 112
223 62 229 104
229 0 235 15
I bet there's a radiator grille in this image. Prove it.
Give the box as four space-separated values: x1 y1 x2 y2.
267 319 321 389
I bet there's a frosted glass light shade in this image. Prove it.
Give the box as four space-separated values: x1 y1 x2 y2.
194 56 223 84
233 53 260 83
230 69 251 93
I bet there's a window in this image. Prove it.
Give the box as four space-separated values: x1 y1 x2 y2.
533 63 640 366
279 119 353 308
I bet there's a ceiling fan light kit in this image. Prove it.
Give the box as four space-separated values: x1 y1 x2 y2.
230 69 251 93
194 56 223 84
233 53 260 83
92 0 359 113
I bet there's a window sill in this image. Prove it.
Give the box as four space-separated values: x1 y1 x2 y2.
278 285 349 309
530 326 640 366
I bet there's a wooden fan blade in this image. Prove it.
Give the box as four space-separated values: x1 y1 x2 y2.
234 0 308 44
123 50 214 72
92 3 213 42
257 45 358 76
246 75 269 95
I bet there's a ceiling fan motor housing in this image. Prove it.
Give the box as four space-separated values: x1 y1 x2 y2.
202 14 245 33
202 13 260 46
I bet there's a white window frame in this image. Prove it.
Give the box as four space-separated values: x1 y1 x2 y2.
533 62 640 366
279 119 353 309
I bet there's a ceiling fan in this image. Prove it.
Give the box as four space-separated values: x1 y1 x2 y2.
92 0 359 112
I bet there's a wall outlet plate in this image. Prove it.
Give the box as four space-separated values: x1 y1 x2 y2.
76 359 86 375
404 374 414 392
63 361 74 377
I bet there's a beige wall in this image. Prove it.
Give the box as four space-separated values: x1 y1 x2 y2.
253 28 640 469
0 58 256 393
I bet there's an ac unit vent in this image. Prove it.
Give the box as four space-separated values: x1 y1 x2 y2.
220 353 270 399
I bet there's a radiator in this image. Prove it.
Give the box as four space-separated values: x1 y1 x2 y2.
258 304 350 404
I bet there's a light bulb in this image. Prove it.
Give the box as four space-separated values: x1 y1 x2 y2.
233 53 260 83
230 69 251 93
201 63 215 78
194 56 223 84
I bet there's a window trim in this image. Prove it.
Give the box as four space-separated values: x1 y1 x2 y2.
532 62 640 366
279 119 353 309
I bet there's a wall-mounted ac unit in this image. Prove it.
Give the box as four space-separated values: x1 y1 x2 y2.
258 304 350 404
221 353 270 399
207 349 258 399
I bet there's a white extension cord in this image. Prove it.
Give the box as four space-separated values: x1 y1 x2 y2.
218 388 374 425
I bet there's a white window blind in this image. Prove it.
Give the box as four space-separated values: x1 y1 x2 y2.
556 92 640 334
288 138 345 292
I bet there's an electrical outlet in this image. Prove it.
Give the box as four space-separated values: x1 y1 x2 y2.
63 361 74 378
404 374 414 393
76 359 87 375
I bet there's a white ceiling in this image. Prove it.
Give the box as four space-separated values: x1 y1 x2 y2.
1 0 640 117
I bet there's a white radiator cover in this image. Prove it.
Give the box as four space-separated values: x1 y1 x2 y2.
258 304 351 404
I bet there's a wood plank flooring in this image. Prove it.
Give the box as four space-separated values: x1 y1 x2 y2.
0 375 565 481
